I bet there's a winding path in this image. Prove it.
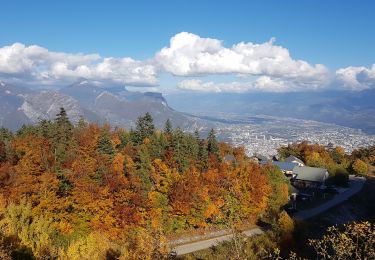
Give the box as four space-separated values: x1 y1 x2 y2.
170 175 365 256
293 175 365 220
170 228 263 256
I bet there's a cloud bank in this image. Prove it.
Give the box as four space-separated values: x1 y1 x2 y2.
0 32 374 92
335 64 375 91
177 76 310 93
156 33 328 80
0 43 157 87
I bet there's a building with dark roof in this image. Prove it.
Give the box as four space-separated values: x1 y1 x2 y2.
273 161 299 173
291 166 329 189
285 155 305 166
262 161 299 177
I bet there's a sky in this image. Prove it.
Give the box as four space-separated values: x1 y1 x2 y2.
1 0 375 93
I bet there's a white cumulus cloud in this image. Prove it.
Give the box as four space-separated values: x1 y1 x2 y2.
335 64 375 91
155 32 329 82
157 32 335 92
0 33 374 93
0 43 157 87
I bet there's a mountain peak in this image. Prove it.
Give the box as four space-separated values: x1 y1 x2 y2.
95 90 118 101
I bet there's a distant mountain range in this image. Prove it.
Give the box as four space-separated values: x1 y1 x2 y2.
2 80 375 135
0 80 202 131
166 90 375 134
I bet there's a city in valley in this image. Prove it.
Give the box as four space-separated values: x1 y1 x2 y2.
195 113 375 157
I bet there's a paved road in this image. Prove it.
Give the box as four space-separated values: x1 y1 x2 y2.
171 176 365 256
171 228 263 256
293 175 366 220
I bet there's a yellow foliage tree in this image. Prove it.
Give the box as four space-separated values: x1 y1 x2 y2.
0 199 58 258
352 159 368 175
112 152 125 176
60 232 112 260
277 211 294 235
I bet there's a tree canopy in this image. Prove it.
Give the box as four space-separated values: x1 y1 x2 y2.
0 111 372 258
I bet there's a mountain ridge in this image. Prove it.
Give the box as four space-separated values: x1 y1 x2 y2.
166 89 375 134
0 80 201 131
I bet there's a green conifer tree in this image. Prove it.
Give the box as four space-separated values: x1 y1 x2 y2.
134 112 155 144
53 107 74 169
164 119 173 134
172 128 189 172
97 129 115 157
207 129 219 156
135 145 153 197
198 140 208 171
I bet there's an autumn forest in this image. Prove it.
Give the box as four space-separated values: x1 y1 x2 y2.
0 108 374 259
0 108 292 259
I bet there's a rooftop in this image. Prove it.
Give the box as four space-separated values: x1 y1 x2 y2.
293 166 328 183
285 155 304 165
272 161 299 172
262 160 299 171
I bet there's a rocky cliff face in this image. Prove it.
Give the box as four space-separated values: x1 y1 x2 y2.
0 80 204 131
20 91 85 123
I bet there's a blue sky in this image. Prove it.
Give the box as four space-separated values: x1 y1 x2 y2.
1 0 375 92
